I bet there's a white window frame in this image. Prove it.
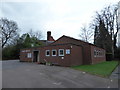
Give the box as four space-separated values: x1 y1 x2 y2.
52 50 57 56
27 53 32 58
46 50 50 56
94 49 97 57
66 49 70 54
98 50 100 57
59 49 64 56
96 50 99 56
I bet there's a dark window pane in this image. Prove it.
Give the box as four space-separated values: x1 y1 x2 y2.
52 51 56 55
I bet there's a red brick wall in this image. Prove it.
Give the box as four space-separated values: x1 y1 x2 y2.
20 49 33 62
40 45 71 66
51 36 92 64
20 44 83 66
70 45 83 66
39 44 83 66
90 45 106 64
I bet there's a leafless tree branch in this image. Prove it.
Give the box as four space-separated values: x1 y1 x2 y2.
0 18 19 48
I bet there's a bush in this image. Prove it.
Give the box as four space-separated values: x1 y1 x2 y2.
106 53 112 61
114 47 120 60
2 45 20 60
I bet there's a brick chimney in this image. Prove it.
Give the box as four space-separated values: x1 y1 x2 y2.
47 31 55 41
47 31 51 41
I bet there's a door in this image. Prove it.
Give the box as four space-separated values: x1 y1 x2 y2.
33 51 39 62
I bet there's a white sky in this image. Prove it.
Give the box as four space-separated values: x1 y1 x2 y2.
0 0 119 42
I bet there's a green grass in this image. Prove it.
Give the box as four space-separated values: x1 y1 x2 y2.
71 61 119 77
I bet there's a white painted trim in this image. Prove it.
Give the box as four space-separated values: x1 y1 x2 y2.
52 49 57 56
59 49 64 56
46 50 50 56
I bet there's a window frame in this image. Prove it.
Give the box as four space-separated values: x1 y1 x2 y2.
96 51 99 56
66 49 70 54
46 50 50 56
27 53 32 58
59 49 64 56
94 49 97 57
52 49 57 56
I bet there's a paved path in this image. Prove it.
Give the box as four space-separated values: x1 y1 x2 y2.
2 60 118 88
110 65 120 79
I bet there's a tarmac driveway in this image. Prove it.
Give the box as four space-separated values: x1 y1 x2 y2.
2 60 118 88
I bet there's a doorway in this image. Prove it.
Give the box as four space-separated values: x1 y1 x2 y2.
33 51 39 62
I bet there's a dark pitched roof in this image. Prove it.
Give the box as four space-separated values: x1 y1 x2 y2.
39 40 54 46
50 35 104 49
50 35 89 45
21 35 104 50
63 35 94 45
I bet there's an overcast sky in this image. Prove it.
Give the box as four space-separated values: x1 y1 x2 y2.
0 0 119 41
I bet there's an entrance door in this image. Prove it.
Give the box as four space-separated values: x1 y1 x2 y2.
33 51 39 62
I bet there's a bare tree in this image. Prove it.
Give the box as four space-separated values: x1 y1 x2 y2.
92 4 119 58
28 29 43 40
0 18 19 48
79 25 93 42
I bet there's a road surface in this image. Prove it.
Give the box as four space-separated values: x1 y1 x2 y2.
2 60 118 88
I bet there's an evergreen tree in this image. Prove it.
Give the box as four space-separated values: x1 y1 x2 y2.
94 26 99 45
94 20 112 53
2 33 43 60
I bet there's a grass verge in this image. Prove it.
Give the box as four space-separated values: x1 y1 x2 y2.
71 61 119 77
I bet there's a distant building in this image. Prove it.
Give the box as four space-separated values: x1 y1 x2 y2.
118 1 120 47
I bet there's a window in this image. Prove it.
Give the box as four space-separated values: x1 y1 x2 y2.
46 50 50 56
66 49 70 54
96 51 99 56
52 50 57 56
27 53 31 58
94 49 105 57
100 51 102 56
102 51 104 56
94 50 96 56
59 49 64 56
98 50 100 56
22 50 25 52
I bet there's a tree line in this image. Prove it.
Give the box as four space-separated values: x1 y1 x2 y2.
79 4 120 60
1 18 44 60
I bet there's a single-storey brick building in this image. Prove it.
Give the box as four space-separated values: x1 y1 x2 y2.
20 31 106 66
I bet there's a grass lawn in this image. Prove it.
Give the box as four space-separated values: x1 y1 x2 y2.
71 61 119 77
